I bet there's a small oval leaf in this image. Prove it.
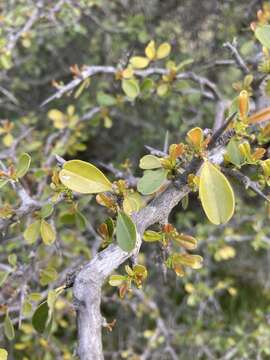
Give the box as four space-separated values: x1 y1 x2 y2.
0 271 9 287
116 211 137 252
156 42 171 59
145 40 156 60
137 169 168 195
32 301 49 333
255 25 270 49
4 313 15 340
226 139 245 167
121 79 140 99
109 275 126 286
59 160 112 194
139 155 162 170
130 56 150 69
23 220 41 244
16 153 31 178
40 220 56 246
0 348 8 360
199 161 235 225
143 230 163 242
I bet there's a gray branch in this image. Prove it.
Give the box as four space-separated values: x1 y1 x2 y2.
73 184 189 360
40 66 221 107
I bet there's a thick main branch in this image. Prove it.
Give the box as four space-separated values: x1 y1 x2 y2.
73 185 189 360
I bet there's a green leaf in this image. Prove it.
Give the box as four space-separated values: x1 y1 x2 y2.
137 169 168 195
255 25 270 49
59 160 112 194
0 179 8 189
109 274 126 286
32 301 49 333
106 217 114 238
226 139 245 167
8 254 17 267
16 153 31 178
0 271 9 287
23 220 41 244
4 313 15 340
139 155 162 170
40 267 58 286
40 203 54 219
181 194 189 210
60 212 76 225
74 78 90 99
157 83 169 97
116 211 137 252
176 58 194 72
143 230 163 242
141 78 154 93
22 300 32 316
199 161 235 225
0 348 8 360
47 289 58 313
75 211 87 231
97 92 116 106
228 96 239 117
40 220 56 245
122 79 140 99
28 293 42 302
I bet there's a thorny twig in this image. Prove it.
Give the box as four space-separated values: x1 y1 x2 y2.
222 167 270 203
40 66 221 107
224 41 249 74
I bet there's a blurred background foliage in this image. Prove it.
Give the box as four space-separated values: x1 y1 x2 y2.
1 0 270 359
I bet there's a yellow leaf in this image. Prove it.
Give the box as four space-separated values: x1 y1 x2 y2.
157 83 169 96
23 220 41 244
238 90 249 120
173 253 203 269
3 133 13 147
173 233 197 250
0 348 8 360
143 230 162 242
199 161 235 225
185 283 195 293
109 275 126 287
214 245 236 261
228 287 237 296
145 40 156 60
156 42 171 59
130 56 150 69
248 106 270 124
139 155 162 169
48 109 66 129
174 264 185 277
59 160 112 194
122 67 134 79
186 127 204 148
40 220 56 245
67 105 75 116
104 116 112 128
123 194 141 215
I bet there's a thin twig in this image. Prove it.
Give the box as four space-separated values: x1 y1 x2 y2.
223 41 249 74
208 111 237 149
223 167 270 202
40 66 221 107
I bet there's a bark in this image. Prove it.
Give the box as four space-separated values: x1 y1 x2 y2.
73 185 189 360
